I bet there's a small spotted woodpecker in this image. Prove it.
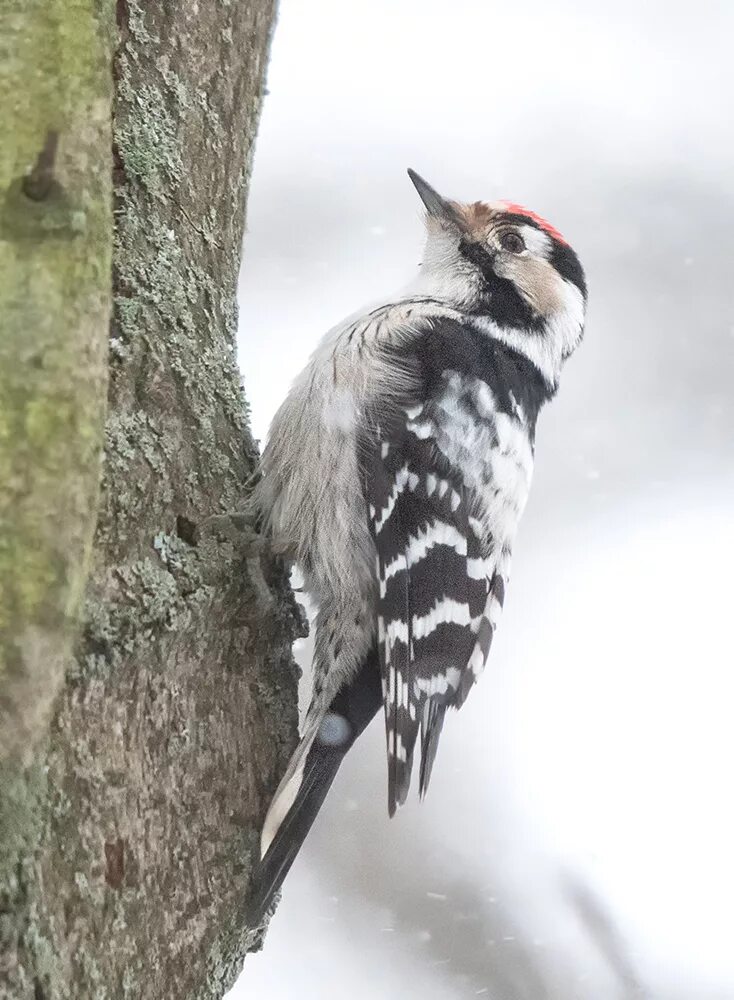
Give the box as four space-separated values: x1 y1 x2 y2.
250 169 587 919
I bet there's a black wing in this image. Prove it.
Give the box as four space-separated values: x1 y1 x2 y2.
361 394 496 814
361 318 547 814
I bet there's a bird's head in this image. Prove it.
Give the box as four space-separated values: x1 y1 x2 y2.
408 169 587 386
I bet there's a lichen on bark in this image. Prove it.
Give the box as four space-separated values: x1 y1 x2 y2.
1 1 298 997
0 0 112 768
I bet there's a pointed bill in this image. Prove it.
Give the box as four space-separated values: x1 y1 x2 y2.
407 168 462 227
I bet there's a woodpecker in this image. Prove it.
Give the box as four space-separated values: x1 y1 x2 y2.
250 169 587 920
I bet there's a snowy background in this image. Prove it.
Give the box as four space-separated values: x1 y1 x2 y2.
231 1 734 997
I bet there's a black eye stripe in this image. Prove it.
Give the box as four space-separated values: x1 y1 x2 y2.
458 237 495 274
457 238 543 331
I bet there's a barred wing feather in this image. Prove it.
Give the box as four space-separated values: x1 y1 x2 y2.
362 397 498 814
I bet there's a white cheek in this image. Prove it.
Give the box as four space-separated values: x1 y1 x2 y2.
519 226 553 257
556 277 586 325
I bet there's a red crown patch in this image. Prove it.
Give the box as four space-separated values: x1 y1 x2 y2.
498 202 568 246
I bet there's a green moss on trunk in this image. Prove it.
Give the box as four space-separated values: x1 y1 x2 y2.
0 0 113 765
1 1 298 997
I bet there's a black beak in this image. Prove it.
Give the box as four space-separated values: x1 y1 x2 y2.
407 168 462 228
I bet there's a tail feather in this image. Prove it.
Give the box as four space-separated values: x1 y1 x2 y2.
248 650 382 926
259 715 321 859
418 700 447 798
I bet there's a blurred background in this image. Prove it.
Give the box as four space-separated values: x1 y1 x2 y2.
231 1 734 997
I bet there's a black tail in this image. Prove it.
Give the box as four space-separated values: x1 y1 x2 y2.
418 700 446 798
247 650 382 926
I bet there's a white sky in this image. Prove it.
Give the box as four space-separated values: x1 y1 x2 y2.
233 1 734 996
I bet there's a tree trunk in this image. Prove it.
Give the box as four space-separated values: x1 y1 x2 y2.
0 2 300 998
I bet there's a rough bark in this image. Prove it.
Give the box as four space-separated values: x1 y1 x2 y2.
1 2 300 998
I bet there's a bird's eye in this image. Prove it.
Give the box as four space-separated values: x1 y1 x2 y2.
499 231 526 254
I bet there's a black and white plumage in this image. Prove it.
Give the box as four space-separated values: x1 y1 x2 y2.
250 170 587 920
362 320 549 814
